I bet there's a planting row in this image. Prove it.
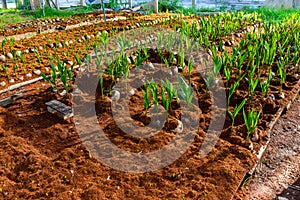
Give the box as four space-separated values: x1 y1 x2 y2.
0 12 264 90
0 10 142 37
73 23 299 152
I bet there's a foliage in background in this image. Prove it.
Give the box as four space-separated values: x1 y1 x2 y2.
243 7 300 22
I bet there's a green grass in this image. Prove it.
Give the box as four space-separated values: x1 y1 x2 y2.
0 5 99 29
243 7 300 22
1 4 300 29
31 5 98 18
0 9 34 28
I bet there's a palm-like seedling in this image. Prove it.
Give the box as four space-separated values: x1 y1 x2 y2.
243 108 262 139
187 61 193 83
161 86 170 121
228 98 247 130
223 64 231 88
41 63 58 91
57 59 73 97
1 39 7 54
227 74 244 106
177 76 194 111
149 81 159 112
260 69 273 97
277 61 287 93
143 83 151 112
1 64 8 78
161 79 178 110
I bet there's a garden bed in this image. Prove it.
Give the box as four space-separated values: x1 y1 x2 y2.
0 10 142 37
0 10 299 199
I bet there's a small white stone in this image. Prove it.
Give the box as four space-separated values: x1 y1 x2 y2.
6 53 13 59
67 61 73 66
129 89 135 96
45 67 49 72
279 92 285 99
111 90 120 102
26 73 32 77
59 90 67 96
58 43 63 48
69 40 73 45
174 120 183 134
16 50 22 57
19 76 24 81
9 79 15 83
0 55 6 62
33 70 41 75
248 141 254 150
39 46 43 51
0 81 6 86
144 63 155 70
25 49 29 53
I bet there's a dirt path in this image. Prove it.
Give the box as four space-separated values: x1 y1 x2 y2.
236 94 300 200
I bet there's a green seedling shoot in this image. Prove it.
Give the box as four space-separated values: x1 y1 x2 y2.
177 76 194 111
161 86 170 121
149 81 159 112
228 98 247 130
260 69 273 97
243 108 262 139
143 83 151 112
41 63 58 90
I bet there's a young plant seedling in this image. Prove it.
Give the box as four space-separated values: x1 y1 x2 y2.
243 108 262 140
177 76 194 112
41 63 58 91
143 83 151 113
228 98 247 130
260 69 273 97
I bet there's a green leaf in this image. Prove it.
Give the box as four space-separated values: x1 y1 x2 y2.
234 98 247 118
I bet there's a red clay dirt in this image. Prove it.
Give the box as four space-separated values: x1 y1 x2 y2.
0 12 299 200
0 50 299 199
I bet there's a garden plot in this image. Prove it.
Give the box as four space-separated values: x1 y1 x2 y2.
0 10 299 199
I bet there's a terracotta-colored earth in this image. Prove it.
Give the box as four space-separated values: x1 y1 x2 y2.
0 49 299 199
0 12 299 200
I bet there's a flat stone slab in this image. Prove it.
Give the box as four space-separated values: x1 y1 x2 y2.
45 100 73 120
0 92 24 107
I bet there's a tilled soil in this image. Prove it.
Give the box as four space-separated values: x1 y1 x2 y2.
0 11 299 200
0 80 255 199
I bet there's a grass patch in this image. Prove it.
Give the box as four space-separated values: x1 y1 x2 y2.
0 9 34 28
0 5 99 28
243 7 300 22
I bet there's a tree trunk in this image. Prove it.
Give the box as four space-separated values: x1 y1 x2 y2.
1 0 7 9
154 0 158 13
192 0 196 9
